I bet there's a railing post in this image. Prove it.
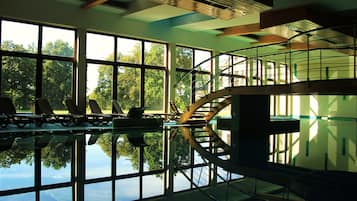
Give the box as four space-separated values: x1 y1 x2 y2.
284 53 288 84
320 49 322 80
307 34 310 82
289 41 292 83
256 48 259 86
353 24 356 79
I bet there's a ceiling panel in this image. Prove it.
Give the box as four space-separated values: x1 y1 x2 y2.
124 4 192 22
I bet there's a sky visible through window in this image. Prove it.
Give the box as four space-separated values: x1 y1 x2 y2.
1 20 212 94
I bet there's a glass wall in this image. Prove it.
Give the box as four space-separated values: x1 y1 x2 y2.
175 46 212 111
175 46 193 112
265 61 275 85
218 54 247 89
86 33 167 114
0 19 75 113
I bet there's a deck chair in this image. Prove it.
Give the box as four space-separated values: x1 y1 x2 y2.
112 100 163 119
112 100 126 116
0 96 43 128
88 99 122 120
64 98 87 125
36 97 73 126
0 114 8 128
65 98 108 125
87 134 100 145
0 135 15 151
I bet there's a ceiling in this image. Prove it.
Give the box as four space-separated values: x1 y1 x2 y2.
58 0 357 50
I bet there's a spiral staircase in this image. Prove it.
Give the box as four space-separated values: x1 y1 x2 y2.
178 22 357 124
175 23 357 200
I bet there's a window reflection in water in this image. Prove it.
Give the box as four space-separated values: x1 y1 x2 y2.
41 135 72 185
116 178 139 201
85 181 111 201
0 127 243 201
40 187 72 201
86 133 111 179
0 136 34 191
116 134 140 175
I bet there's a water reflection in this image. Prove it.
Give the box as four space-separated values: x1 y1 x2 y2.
116 178 139 201
86 132 111 179
0 125 285 201
40 187 71 201
0 136 34 191
269 118 357 172
41 135 72 185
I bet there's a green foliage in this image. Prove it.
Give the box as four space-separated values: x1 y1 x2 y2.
42 40 73 57
176 47 192 69
42 40 73 110
0 137 34 168
96 132 164 173
1 41 36 111
143 133 163 171
117 67 140 110
174 72 191 112
144 43 165 66
88 42 166 111
41 136 72 170
96 133 113 157
118 43 141 64
1 40 73 111
174 47 193 111
145 70 163 110
115 134 141 170
171 130 190 167
88 65 113 110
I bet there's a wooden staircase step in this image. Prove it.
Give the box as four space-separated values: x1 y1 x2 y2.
213 151 230 156
195 138 218 143
200 106 218 109
191 130 207 133
195 110 213 112
202 145 225 149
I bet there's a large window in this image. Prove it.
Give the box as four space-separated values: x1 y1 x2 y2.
278 63 288 84
265 61 275 85
175 46 212 111
175 46 193 112
218 54 231 89
249 59 262 86
86 33 167 114
219 54 247 89
0 19 76 113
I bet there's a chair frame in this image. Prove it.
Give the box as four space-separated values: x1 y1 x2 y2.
0 96 43 128
36 97 73 126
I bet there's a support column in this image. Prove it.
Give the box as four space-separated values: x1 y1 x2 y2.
249 59 254 86
213 50 220 91
74 134 85 201
263 60 268 85
166 129 175 198
168 43 176 113
76 28 87 113
231 95 270 166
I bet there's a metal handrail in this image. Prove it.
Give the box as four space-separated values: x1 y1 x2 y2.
176 23 357 100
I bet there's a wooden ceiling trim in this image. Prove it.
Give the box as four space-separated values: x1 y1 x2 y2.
218 23 261 36
81 0 108 9
176 0 195 10
280 42 329 50
260 4 347 29
251 34 288 45
260 5 310 29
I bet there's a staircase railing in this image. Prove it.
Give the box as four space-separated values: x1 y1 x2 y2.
175 23 357 105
